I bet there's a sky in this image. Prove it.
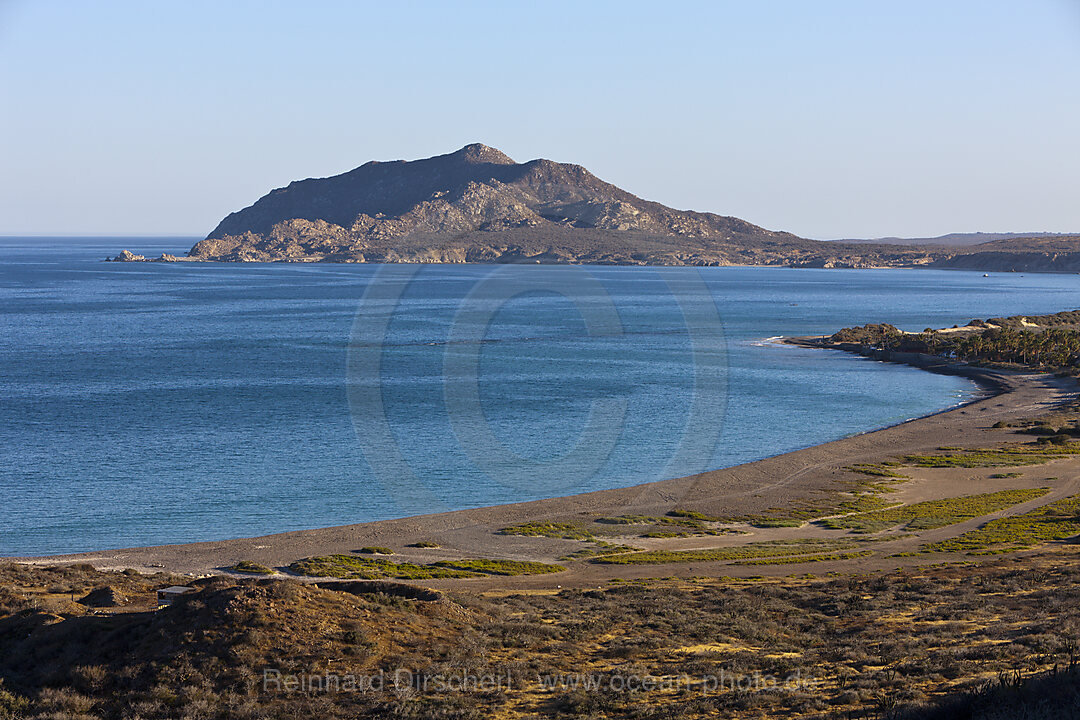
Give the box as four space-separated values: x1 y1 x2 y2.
1 0 1079 239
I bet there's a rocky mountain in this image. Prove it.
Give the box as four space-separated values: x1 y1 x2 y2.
183 143 821 265
109 144 1080 270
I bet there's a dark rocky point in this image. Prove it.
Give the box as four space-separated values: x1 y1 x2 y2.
108 249 146 262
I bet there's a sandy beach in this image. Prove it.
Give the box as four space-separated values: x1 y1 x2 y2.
11 340 1077 590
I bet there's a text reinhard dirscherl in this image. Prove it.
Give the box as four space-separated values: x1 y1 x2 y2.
261 668 819 695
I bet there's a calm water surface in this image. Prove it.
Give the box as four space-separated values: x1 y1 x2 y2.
2 237 1077 555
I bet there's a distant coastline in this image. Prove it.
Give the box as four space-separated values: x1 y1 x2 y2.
99 143 1080 272
106 251 1080 274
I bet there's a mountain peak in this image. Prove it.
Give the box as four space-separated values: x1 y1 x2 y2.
452 143 515 165
189 144 804 264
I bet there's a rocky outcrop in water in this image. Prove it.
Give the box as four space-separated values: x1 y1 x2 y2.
108 250 146 262
108 250 182 263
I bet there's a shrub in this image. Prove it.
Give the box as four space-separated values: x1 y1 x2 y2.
356 546 394 555
666 509 720 521
593 539 859 565
0 681 28 719
228 560 274 575
289 555 478 580
291 555 564 579
499 522 593 540
432 559 565 576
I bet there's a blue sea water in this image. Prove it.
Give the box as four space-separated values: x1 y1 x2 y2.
2 237 1078 556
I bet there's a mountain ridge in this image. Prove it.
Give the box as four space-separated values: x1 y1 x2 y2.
829 231 1080 247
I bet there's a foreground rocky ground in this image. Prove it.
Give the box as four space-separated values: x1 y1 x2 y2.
2 548 1079 719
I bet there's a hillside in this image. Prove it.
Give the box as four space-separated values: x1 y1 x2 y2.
3 551 1079 719
928 235 1080 272
832 231 1079 246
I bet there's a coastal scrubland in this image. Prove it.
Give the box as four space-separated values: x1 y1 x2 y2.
2 549 1080 719
828 310 1080 373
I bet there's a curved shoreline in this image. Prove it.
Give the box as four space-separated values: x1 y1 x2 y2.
782 335 1013 392
8 340 1075 581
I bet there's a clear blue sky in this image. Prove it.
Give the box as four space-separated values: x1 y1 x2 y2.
1 0 1078 238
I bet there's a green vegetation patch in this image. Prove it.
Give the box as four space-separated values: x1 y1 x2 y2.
408 541 441 549
830 316 1080 371
356 546 394 555
560 542 640 561
228 560 274 575
597 514 704 528
290 555 479 580
732 550 874 566
832 494 900 515
592 539 859 566
431 559 565 576
748 519 804 528
595 515 662 525
921 494 1080 555
711 473 904 527
903 444 1080 469
845 463 909 478
666 510 721 521
498 522 594 540
594 513 735 537
818 488 1050 533
292 555 566 579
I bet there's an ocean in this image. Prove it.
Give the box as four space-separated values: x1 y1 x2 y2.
2 237 1077 555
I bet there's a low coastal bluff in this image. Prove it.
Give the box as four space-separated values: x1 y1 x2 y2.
789 310 1080 381
926 236 1080 272
106 144 1080 270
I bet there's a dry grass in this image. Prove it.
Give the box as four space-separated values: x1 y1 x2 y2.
3 550 1080 718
